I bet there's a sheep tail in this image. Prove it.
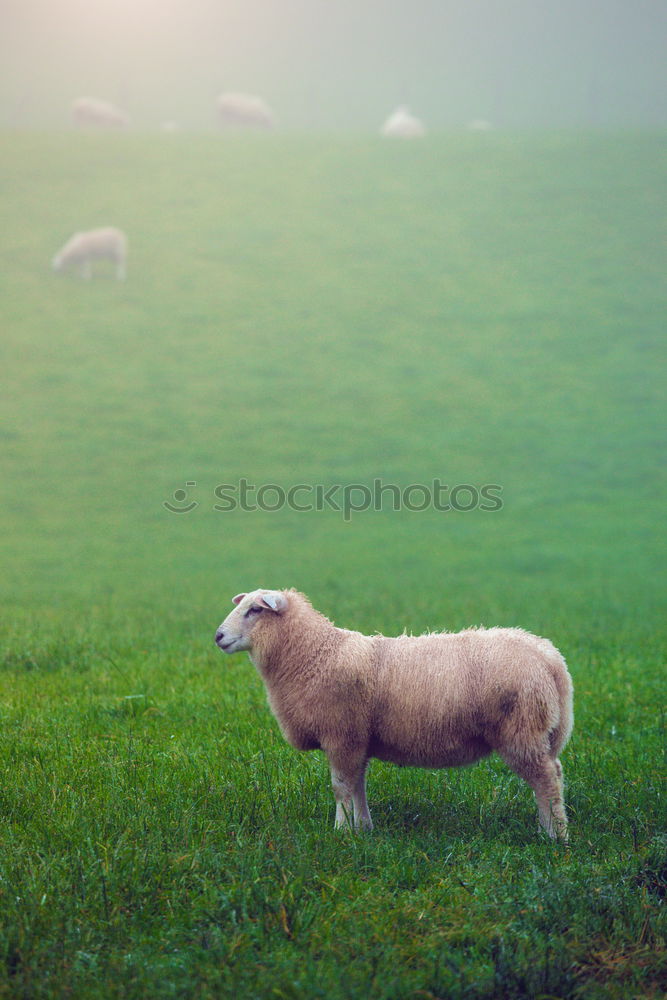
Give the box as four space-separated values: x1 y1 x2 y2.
547 655 574 759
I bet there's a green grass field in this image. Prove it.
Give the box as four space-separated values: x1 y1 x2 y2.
1 130 665 998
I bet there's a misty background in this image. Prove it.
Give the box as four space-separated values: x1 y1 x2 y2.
2 0 666 130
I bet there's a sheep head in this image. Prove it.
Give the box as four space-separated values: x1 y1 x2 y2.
215 589 287 654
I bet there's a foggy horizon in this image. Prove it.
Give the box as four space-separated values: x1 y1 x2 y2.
2 0 666 130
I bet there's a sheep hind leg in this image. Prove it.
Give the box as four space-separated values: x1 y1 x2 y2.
327 750 372 831
501 749 568 842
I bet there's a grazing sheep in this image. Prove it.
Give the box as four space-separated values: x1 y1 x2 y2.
215 589 573 840
71 97 129 129
381 105 426 138
51 227 127 280
467 118 493 131
217 92 275 130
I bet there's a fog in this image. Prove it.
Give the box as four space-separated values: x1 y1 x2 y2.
2 0 665 129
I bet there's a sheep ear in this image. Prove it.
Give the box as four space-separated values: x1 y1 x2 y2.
259 592 287 613
232 593 246 605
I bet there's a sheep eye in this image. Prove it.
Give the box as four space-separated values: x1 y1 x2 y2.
245 606 262 618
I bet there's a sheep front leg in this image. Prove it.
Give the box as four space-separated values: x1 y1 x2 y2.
327 749 372 831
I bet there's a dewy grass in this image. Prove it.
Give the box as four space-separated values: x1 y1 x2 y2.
0 130 665 998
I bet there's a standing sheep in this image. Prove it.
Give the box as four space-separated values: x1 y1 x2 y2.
217 92 275 130
380 105 426 138
71 97 129 129
51 227 128 280
215 589 573 840
467 118 493 131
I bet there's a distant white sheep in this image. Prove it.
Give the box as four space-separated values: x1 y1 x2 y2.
215 589 573 840
71 97 129 129
467 119 493 131
381 105 426 138
217 92 275 130
51 227 128 280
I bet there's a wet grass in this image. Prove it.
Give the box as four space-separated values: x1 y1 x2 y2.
0 129 665 997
